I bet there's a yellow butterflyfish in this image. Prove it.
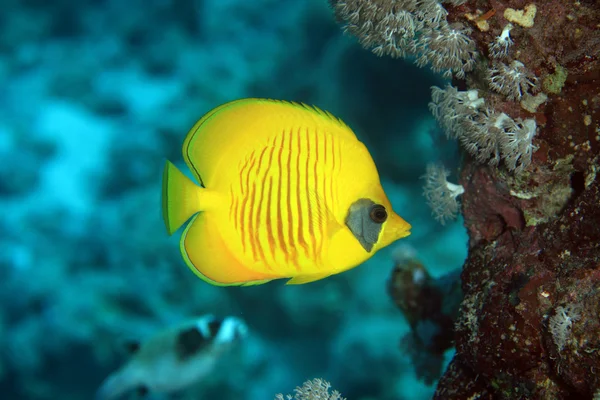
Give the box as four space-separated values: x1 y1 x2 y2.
162 98 411 286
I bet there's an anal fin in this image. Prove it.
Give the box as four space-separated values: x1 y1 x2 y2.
181 213 278 286
286 273 331 285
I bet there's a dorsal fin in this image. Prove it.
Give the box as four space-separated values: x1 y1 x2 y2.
181 98 358 190
286 100 351 130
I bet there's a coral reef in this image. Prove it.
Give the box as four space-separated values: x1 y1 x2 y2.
331 0 600 398
0 0 468 399
438 1 600 397
422 163 465 224
329 0 477 78
275 378 346 400
448 168 600 399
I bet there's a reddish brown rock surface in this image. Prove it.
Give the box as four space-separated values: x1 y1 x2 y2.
436 1 600 399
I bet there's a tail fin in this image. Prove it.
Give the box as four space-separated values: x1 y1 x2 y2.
162 160 203 235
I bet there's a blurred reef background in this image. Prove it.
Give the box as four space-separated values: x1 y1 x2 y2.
0 0 467 399
5 0 597 398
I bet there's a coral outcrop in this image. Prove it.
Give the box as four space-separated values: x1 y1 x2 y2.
440 1 600 398
331 0 599 398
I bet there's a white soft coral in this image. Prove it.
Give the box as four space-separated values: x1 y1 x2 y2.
460 110 511 166
549 304 581 351
488 23 514 59
429 83 539 174
500 117 538 173
488 60 538 100
418 21 477 79
422 163 464 225
429 84 485 139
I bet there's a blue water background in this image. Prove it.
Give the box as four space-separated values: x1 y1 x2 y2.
0 0 467 399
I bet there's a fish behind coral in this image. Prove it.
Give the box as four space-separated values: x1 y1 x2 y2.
95 315 247 400
162 98 411 286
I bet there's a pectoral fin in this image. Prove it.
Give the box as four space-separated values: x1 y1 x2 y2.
307 189 343 239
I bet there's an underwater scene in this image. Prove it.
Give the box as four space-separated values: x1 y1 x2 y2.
1 0 599 399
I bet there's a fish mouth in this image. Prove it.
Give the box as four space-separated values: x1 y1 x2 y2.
402 226 412 238
392 215 412 238
378 218 411 248
398 228 411 239
392 224 411 240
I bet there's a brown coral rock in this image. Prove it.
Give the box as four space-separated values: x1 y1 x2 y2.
435 1 600 399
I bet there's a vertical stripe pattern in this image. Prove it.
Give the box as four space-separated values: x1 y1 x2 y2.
228 126 340 274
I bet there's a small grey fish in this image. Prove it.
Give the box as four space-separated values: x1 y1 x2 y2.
95 315 247 400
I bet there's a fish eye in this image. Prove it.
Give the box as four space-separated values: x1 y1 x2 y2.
369 204 387 223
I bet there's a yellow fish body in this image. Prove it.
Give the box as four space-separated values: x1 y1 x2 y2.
162 98 411 286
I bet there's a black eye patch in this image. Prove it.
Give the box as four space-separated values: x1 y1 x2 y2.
175 326 209 360
345 198 386 252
